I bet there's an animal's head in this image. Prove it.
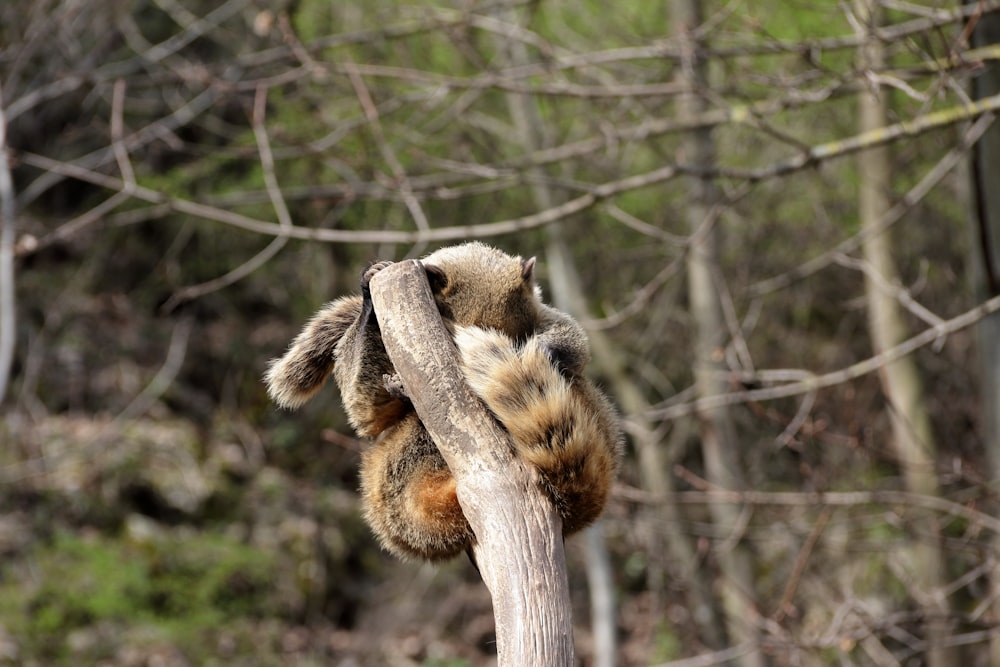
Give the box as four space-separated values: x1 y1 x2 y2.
422 242 540 339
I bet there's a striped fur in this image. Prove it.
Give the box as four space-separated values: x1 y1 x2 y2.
455 325 622 534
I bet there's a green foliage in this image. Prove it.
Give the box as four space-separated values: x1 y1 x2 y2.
649 619 682 663
292 0 335 43
0 529 277 664
23 534 149 645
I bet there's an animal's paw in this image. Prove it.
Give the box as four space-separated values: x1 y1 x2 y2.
383 373 409 400
361 260 394 290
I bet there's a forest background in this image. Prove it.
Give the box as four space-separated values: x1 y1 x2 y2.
2 0 1000 665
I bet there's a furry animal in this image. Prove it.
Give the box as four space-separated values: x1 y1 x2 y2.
265 242 623 561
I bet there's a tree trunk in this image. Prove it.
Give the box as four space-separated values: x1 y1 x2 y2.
670 3 766 666
970 9 1000 666
0 87 16 408
369 261 574 666
853 2 952 665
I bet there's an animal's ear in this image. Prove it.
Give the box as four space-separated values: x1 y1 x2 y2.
521 256 536 282
425 263 449 293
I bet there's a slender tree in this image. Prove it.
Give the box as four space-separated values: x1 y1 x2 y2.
970 8 1000 666
854 2 951 665
0 84 14 408
670 2 766 666
493 3 729 660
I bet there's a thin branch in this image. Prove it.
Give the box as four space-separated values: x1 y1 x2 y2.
21 192 132 257
22 93 1000 253
112 317 193 425
774 385 817 448
110 79 136 188
237 0 537 70
162 85 292 311
602 204 688 245
17 82 228 209
344 62 432 254
832 251 946 332
738 93 1000 180
649 642 756 667
6 0 249 122
772 508 832 623
582 253 686 331
649 291 1000 420
615 481 1000 536
750 110 996 296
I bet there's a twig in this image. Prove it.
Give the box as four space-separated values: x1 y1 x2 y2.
22 93 1000 250
18 83 226 209
832 252 947 344
343 62 432 254
650 290 1000 420
773 508 832 623
110 79 136 188
750 111 996 296
615 481 1000 535
112 317 193 425
649 642 756 667
743 93 1000 180
7 0 249 122
19 192 131 257
583 253 686 330
162 85 292 311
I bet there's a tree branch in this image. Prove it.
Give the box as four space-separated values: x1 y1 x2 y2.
649 291 1000 420
368 259 574 667
19 92 1000 258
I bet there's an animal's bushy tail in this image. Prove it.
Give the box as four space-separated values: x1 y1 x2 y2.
265 295 362 409
455 325 621 533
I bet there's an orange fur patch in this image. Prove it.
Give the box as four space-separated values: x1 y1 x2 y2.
414 470 462 525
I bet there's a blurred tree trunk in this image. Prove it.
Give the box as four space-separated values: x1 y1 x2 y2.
670 3 766 666
0 88 14 408
496 4 726 660
969 9 1000 666
853 2 951 665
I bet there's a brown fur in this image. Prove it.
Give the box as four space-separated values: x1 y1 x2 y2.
265 242 623 561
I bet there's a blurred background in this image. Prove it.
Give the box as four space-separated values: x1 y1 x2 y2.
1 0 1000 665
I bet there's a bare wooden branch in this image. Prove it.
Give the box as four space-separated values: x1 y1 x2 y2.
615 481 1000 536
750 111 996 296
368 259 574 667
650 290 1000 420
19 91 1000 258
